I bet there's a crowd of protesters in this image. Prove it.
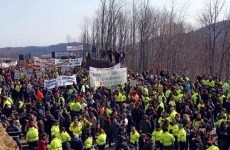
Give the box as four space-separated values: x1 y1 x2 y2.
0 64 229 150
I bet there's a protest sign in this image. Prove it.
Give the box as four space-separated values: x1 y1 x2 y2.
34 57 55 66
55 58 82 67
67 45 83 51
89 67 127 87
0 61 18 68
44 75 76 89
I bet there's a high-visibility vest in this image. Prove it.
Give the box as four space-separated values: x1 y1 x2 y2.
130 131 140 144
169 110 177 121
178 128 186 142
18 100 24 109
58 131 71 142
116 93 126 102
71 102 82 112
105 108 112 116
165 90 172 98
51 125 60 136
96 133 106 145
168 124 179 136
197 103 205 111
152 129 163 141
69 122 82 136
207 145 220 150
47 137 62 150
160 132 175 146
3 100 12 108
84 137 93 149
26 127 39 142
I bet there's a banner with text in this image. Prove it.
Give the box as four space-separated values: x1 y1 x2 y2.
0 61 18 68
55 58 83 67
67 45 83 51
34 57 55 66
90 67 127 87
44 75 76 89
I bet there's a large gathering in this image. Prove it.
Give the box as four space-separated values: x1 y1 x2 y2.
0 51 229 150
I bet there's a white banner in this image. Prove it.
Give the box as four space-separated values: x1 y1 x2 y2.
0 61 18 68
90 67 127 87
34 57 55 66
55 58 83 67
44 75 76 89
67 45 83 51
89 63 120 72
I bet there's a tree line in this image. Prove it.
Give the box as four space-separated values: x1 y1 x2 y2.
80 0 230 81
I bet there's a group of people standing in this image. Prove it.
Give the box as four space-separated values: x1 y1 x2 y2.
0 64 229 150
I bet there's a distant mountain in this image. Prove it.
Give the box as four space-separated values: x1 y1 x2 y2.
0 42 81 58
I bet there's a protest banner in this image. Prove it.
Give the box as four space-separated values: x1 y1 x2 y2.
89 67 127 87
55 58 83 67
0 61 18 68
67 45 83 51
44 75 76 89
34 57 55 66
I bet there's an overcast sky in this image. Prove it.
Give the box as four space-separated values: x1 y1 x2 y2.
0 0 229 47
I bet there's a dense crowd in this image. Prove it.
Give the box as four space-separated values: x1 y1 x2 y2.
0 66 229 150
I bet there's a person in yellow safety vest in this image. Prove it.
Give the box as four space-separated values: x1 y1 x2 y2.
3 98 12 109
15 84 21 93
197 100 205 111
191 91 200 104
142 93 150 104
48 134 63 150
206 142 220 150
71 101 82 112
216 116 227 128
67 86 74 95
58 95 65 106
218 94 225 104
26 126 39 150
168 120 179 137
115 90 126 103
96 128 107 150
168 107 177 122
84 133 93 150
193 113 202 130
174 92 183 101
177 124 187 150
222 82 229 92
18 99 24 109
130 127 140 146
105 107 112 116
51 121 60 137
227 92 230 99
57 127 71 149
158 92 166 103
160 128 175 149
69 119 83 138
165 89 172 99
152 126 163 148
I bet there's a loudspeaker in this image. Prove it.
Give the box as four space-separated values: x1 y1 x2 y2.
19 54 24 60
52 52 55 58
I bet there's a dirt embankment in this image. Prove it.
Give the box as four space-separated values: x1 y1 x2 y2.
0 124 18 150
